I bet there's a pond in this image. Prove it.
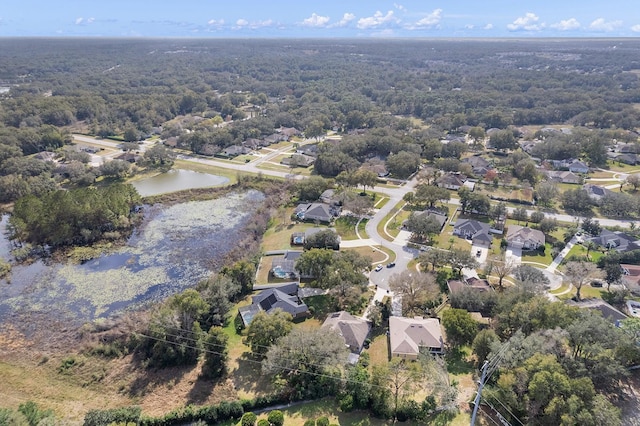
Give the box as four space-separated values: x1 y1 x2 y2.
0 190 263 328
131 169 229 197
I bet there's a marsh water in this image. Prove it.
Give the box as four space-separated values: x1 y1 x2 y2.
131 169 230 197
0 190 263 327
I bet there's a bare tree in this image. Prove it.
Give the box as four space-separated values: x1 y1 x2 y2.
563 261 604 301
389 270 440 316
488 255 517 289
625 174 640 191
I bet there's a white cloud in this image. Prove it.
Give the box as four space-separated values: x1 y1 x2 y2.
483 23 494 30
551 18 580 31
507 12 544 31
589 18 622 32
394 3 406 11
75 17 96 25
357 10 398 29
465 24 474 30
207 19 224 26
87 17 95 24
632 24 640 33
75 17 84 25
410 9 443 28
235 19 248 27
301 13 330 28
333 12 355 27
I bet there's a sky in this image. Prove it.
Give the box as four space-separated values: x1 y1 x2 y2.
1 1 639 38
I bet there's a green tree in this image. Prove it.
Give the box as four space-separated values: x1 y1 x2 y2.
241 412 257 426
489 129 517 151
246 309 293 354
563 261 603 301
353 168 378 194
267 410 284 426
448 249 479 276
305 120 325 141
538 217 558 234
414 184 450 208
304 229 340 250
535 181 559 207
442 308 478 347
418 249 450 272
200 326 229 379
296 176 330 201
295 248 335 280
512 207 529 224
222 260 256 296
404 212 442 242
389 270 440 316
99 159 131 179
386 151 420 179
472 329 499 366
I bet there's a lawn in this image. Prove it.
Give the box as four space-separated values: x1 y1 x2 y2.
563 244 605 263
357 219 369 238
304 294 337 320
261 217 332 252
334 216 360 240
374 196 390 209
432 227 471 251
365 331 390 366
344 246 390 264
377 200 406 242
521 243 554 266
556 284 608 301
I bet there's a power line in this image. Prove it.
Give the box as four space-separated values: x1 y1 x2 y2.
485 394 525 426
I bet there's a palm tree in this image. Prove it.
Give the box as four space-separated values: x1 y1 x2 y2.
584 241 597 259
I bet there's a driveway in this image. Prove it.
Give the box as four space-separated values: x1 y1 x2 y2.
505 247 522 265
471 244 489 265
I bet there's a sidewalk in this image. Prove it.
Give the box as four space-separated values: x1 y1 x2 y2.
545 235 578 273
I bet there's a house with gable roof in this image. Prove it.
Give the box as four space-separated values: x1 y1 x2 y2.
453 219 493 247
238 283 309 327
506 225 545 250
322 311 371 355
389 316 444 359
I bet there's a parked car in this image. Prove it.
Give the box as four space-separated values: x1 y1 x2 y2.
374 265 383 272
476 250 482 257
386 262 396 268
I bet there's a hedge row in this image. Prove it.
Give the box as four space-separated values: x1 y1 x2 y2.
84 393 293 426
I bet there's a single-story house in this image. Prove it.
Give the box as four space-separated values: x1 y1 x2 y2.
222 145 251 158
462 155 492 177
607 152 638 165
114 152 141 163
506 225 545 250
270 250 303 279
583 184 614 204
278 127 301 138
411 210 448 232
322 311 371 355
567 299 628 326
436 173 466 190
296 144 319 157
589 230 640 252
238 283 309 327
389 316 444 359
319 189 336 205
544 171 581 185
453 219 493 247
295 203 339 223
34 151 56 162
568 160 589 174
281 153 315 167
242 138 263 150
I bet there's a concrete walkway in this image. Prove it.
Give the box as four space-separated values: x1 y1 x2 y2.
546 235 578 273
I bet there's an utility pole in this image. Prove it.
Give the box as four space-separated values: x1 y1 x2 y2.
470 360 489 426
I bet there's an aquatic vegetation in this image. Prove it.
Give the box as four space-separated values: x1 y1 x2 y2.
0 191 264 324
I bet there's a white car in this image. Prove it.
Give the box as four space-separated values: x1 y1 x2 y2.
374 265 383 272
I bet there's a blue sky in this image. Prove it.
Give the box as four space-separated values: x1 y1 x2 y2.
1 1 639 37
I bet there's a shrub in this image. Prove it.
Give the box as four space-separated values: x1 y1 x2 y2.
267 410 284 426
303 421 316 426
241 412 257 426
316 417 330 426
258 420 270 426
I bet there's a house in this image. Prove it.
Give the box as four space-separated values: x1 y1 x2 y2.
568 160 589 174
281 153 315 167
222 145 251 158
544 171 581 185
295 203 338 223
506 225 545 250
589 230 640 252
270 250 303 279
583 184 614 204
242 138 262 150
278 127 301 138
322 311 371 355
453 219 493 247
296 144 319 157
238 283 309 327
462 155 492 176
447 277 492 294
389 316 444 359
608 152 638 165
264 133 286 145
114 152 141 163
568 299 628 326
411 210 448 231
436 173 467 190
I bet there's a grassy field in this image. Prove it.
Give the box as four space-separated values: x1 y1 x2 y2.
334 216 361 240
344 246 389 264
563 243 605 263
556 284 607 301
521 243 554 266
377 201 406 242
